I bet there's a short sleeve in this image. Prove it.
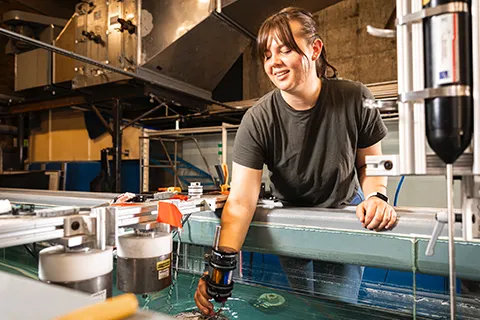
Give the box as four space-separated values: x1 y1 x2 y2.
232 110 266 170
357 85 388 148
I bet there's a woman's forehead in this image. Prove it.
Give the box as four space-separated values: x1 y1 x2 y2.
266 33 284 49
265 28 301 51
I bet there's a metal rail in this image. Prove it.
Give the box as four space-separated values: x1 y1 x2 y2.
181 206 480 281
2 189 479 280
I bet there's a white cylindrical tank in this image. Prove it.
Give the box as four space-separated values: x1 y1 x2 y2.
39 245 113 301
116 230 172 294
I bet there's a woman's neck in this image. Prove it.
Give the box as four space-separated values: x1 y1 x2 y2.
281 76 322 111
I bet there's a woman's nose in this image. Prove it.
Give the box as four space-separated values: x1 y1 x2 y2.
270 53 282 66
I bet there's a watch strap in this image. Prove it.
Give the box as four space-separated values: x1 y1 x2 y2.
366 192 389 203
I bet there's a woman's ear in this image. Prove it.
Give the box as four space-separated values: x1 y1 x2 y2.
311 38 323 61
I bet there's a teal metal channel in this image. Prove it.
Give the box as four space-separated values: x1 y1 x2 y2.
179 215 480 281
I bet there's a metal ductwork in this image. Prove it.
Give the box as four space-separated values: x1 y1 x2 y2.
139 0 250 93
55 0 342 98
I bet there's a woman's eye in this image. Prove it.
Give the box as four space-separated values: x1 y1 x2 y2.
281 49 291 54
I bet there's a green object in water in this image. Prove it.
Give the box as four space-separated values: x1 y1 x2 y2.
253 293 286 309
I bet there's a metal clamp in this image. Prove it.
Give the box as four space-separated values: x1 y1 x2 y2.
366 25 395 38
365 154 400 176
426 211 462 256
363 98 398 111
397 2 469 26
400 85 471 103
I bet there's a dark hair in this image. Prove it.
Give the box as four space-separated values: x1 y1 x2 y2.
256 7 337 78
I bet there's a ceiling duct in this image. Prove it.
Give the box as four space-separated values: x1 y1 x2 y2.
54 0 342 99
139 0 342 93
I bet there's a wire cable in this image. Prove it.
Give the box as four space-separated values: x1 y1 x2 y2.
394 176 405 207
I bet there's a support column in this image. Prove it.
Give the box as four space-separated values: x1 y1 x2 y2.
112 99 122 193
18 114 24 170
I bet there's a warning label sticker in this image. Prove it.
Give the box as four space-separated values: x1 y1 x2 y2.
156 258 170 280
158 269 169 280
156 258 170 271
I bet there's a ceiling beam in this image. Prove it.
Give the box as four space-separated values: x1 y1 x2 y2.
10 95 87 113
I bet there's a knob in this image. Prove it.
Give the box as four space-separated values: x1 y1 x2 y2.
117 18 136 34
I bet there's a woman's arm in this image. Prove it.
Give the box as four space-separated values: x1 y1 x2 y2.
218 161 263 251
355 141 397 231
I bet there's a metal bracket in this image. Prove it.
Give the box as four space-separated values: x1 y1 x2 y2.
366 25 395 38
64 216 86 237
397 2 469 26
366 154 400 176
461 176 480 240
426 211 462 256
399 85 471 103
57 235 92 248
363 98 397 111
62 215 96 248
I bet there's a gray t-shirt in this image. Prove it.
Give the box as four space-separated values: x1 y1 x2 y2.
232 77 387 207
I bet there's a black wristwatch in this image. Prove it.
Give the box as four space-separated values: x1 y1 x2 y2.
367 192 389 203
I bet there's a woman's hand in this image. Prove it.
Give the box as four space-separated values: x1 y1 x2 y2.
355 197 397 231
194 274 214 316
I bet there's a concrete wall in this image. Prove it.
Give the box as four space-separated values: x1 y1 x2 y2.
316 0 397 83
243 0 397 100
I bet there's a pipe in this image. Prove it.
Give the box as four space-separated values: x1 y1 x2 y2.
411 0 427 175
122 103 166 130
17 114 24 170
91 105 114 136
446 164 456 319
112 99 122 193
396 0 416 174
222 123 227 165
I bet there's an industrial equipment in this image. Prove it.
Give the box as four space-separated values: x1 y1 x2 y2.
116 226 173 294
2 11 67 91
3 1 341 100
0 188 218 318
39 245 114 299
1 188 480 318
204 226 238 303
365 0 480 318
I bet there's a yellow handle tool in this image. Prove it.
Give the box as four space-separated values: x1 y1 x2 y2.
220 163 230 193
222 163 228 185
55 293 138 320
158 187 182 193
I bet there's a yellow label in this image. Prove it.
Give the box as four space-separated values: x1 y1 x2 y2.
423 0 430 6
156 259 170 271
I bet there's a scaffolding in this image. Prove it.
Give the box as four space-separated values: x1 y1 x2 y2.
139 123 239 193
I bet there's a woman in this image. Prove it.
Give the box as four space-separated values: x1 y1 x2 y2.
194 7 396 315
